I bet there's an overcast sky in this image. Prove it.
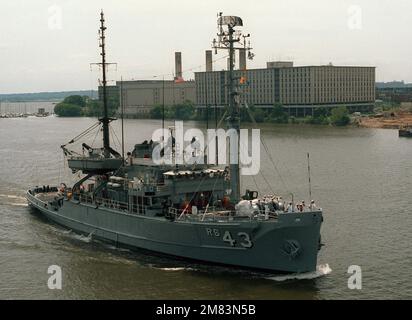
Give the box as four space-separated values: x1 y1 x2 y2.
0 0 411 94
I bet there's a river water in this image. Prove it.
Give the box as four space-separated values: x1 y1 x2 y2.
0 115 411 299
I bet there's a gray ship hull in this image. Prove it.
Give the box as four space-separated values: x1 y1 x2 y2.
27 191 322 273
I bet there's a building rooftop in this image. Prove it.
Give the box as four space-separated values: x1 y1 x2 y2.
119 79 195 84
195 64 376 74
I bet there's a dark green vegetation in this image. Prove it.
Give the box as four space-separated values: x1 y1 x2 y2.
150 101 197 121
330 106 351 126
248 105 351 126
56 96 352 127
54 95 118 117
0 90 97 102
54 103 82 117
149 102 351 126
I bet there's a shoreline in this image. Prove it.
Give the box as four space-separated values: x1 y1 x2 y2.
356 111 412 129
3 112 409 131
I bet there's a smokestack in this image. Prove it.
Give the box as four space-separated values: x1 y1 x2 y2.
239 49 247 70
175 52 182 79
206 50 213 72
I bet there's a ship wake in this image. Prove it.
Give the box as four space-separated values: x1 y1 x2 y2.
154 267 197 272
0 193 28 207
59 229 94 243
265 264 332 282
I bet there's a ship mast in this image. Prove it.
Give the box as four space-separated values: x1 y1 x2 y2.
212 13 253 203
99 10 111 158
62 11 122 176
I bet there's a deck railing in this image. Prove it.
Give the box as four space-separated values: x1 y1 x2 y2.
169 207 280 222
74 193 152 215
71 193 314 221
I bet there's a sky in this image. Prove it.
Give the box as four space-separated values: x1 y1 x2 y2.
0 0 411 94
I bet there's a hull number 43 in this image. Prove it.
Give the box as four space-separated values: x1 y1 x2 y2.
206 229 253 248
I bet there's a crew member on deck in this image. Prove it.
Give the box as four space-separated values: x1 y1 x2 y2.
310 200 317 211
127 152 133 166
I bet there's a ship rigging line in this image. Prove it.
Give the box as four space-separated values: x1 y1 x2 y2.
243 103 290 193
62 121 101 147
238 134 275 195
109 124 122 150
201 173 221 221
90 123 102 148
260 131 289 192
81 129 103 147
202 110 228 157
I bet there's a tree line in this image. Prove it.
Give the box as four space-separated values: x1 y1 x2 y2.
54 95 119 117
150 101 351 126
55 95 351 126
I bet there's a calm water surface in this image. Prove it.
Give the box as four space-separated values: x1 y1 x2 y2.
0 116 411 299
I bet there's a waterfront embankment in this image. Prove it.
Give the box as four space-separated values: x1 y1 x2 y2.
357 110 412 129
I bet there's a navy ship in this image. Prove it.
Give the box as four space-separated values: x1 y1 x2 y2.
26 12 323 273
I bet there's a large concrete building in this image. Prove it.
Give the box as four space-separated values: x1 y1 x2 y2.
376 81 412 103
101 50 376 118
195 62 376 116
98 85 119 102
118 80 196 116
98 52 197 117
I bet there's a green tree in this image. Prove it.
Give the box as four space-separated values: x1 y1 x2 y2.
304 116 315 124
240 104 256 122
253 109 265 123
62 95 86 108
306 107 330 125
172 101 195 120
312 115 330 125
330 106 350 126
54 103 82 117
150 105 164 119
84 100 102 117
80 96 118 117
195 106 211 121
314 107 330 118
269 103 289 123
